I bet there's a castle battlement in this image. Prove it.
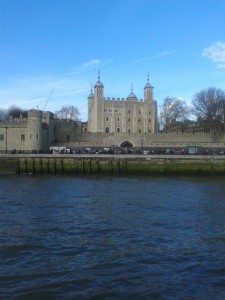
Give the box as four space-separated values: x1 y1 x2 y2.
0 120 28 128
28 109 43 118
103 97 144 102
104 97 126 102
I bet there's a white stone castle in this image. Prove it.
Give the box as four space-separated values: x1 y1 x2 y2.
88 73 158 135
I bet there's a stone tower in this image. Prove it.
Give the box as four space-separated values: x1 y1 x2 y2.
27 109 43 150
87 73 158 135
94 72 104 133
144 73 153 103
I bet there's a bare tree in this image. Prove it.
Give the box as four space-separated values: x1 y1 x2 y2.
160 97 190 132
7 105 25 119
192 87 225 133
56 105 80 121
0 109 7 121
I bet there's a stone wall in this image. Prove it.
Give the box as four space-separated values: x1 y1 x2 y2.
0 109 54 153
72 132 225 149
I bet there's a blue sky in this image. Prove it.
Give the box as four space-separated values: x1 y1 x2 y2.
1 0 225 121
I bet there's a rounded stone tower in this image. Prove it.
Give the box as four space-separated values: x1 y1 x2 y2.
27 109 43 151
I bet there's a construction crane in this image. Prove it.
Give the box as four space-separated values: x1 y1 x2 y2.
43 90 54 111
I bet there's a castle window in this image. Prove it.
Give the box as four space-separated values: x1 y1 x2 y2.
117 128 120 133
105 127 109 133
30 134 32 139
117 118 120 121
21 134 25 141
149 129 151 133
128 129 130 133
139 129 141 133
149 111 151 115
139 111 141 114
66 134 70 142
128 118 130 122
85 128 87 132
106 117 109 121
149 119 151 122
128 110 130 114
138 119 141 122
0 134 4 141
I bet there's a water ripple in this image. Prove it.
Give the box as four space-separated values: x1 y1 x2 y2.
1 175 225 299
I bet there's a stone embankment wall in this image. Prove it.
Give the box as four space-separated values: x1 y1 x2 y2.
1 154 225 176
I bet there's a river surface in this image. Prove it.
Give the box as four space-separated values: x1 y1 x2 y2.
1 175 225 299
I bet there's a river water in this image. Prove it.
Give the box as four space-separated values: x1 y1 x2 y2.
1 175 225 299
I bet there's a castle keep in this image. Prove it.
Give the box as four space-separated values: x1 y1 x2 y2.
88 74 158 135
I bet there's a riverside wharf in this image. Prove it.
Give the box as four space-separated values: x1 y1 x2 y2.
1 154 225 176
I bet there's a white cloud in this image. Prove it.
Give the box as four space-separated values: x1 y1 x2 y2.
81 59 101 69
128 50 173 65
152 50 174 59
202 41 225 68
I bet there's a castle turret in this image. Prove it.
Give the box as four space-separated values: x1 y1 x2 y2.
127 84 137 101
88 85 94 132
144 73 153 103
93 72 104 132
27 109 43 151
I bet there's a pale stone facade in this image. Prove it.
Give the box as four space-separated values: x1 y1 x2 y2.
88 74 158 135
0 110 54 153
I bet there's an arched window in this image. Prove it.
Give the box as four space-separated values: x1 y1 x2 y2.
117 128 120 132
105 127 109 133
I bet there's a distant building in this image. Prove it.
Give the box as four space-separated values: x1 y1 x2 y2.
1 74 225 153
0 110 54 153
88 73 158 135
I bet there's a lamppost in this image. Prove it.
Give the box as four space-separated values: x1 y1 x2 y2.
5 127 8 153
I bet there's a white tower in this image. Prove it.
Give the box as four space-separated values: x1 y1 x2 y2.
94 71 104 132
144 73 153 103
